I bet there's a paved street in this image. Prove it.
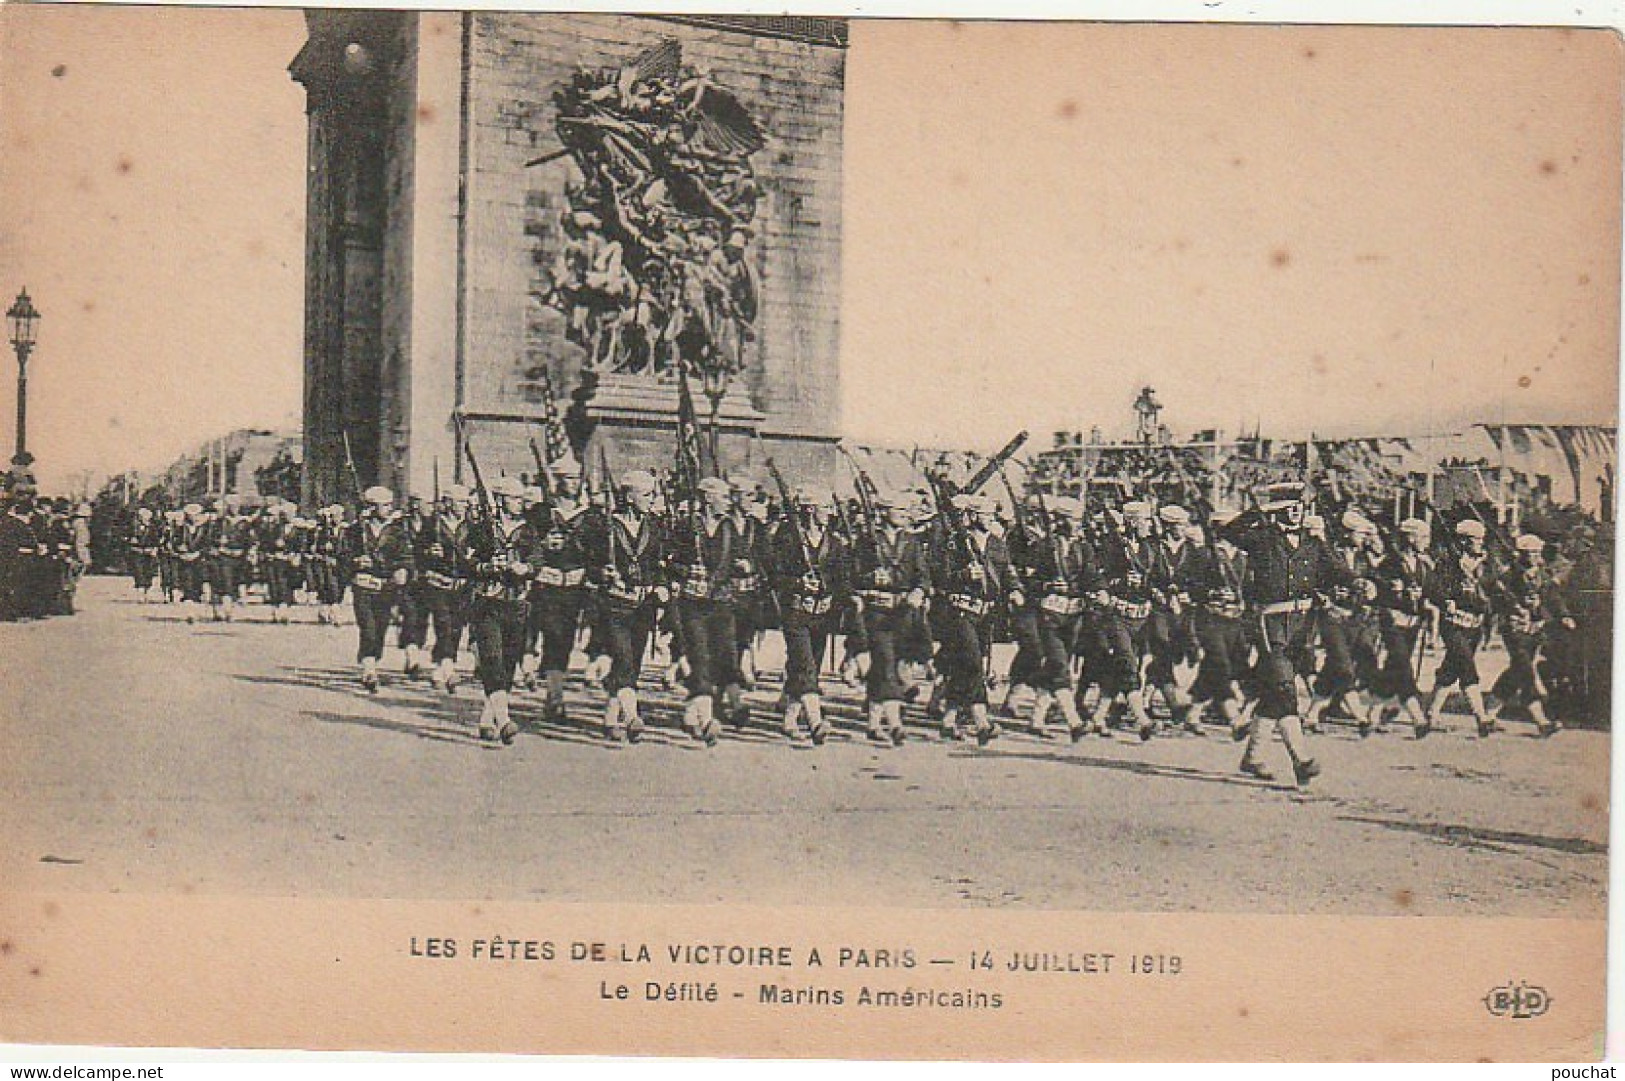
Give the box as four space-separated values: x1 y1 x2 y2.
1 576 1609 916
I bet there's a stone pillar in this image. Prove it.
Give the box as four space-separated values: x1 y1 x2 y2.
291 12 399 508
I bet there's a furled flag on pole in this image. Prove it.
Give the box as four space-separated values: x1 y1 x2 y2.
675 361 712 495
538 369 570 465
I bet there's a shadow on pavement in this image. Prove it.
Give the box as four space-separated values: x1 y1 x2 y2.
1336 814 1607 857
953 744 1286 792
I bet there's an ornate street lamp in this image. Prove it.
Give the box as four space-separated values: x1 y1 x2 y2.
699 355 730 469
8 288 41 471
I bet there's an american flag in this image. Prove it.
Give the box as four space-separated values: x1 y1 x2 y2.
538 369 570 465
675 362 708 497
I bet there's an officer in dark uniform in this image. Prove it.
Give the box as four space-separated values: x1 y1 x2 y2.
1231 483 1346 786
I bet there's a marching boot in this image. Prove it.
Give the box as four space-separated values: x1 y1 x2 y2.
1528 699 1559 738
361 657 380 694
1029 690 1055 737
724 682 750 726
1165 684 1200 734
519 652 541 691
738 647 758 691
695 694 720 747
1239 713 1279 782
1302 695 1329 734
971 702 996 747
1466 686 1495 737
603 695 625 743
544 670 568 723
665 657 690 693
1058 689 1086 742
939 706 961 742
492 690 518 745
1130 692 1157 742
183 600 198 625
403 645 424 680
617 687 643 743
477 695 498 742
781 698 804 741
1003 682 1035 720
840 654 864 688
1417 688 1442 738
884 699 906 746
1277 714 1320 787
803 694 828 746
867 702 889 745
1089 694 1113 736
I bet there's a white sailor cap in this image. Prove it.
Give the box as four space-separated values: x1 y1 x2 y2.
183 503 204 516
951 492 995 514
1122 501 1154 521
1341 510 1377 535
1515 532 1546 553
698 476 732 498
488 476 524 499
1303 514 1325 532
362 485 394 506
1158 504 1190 526
1398 517 1430 536
522 485 545 503
621 470 658 495
442 483 471 502
1042 494 1083 518
1455 519 1486 539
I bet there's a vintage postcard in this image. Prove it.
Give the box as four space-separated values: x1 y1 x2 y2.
0 3 1616 1062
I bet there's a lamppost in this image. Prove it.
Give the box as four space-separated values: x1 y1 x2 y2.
699 355 729 470
8 288 41 472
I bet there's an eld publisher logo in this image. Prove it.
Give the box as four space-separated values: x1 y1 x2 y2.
1483 981 1552 1019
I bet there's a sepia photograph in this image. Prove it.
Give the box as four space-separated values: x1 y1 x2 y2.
0 3 1617 1061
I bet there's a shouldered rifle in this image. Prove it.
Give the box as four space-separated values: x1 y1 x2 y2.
341 431 363 504
765 456 815 577
462 433 512 564
961 430 1030 497
837 444 894 580
998 464 1052 592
